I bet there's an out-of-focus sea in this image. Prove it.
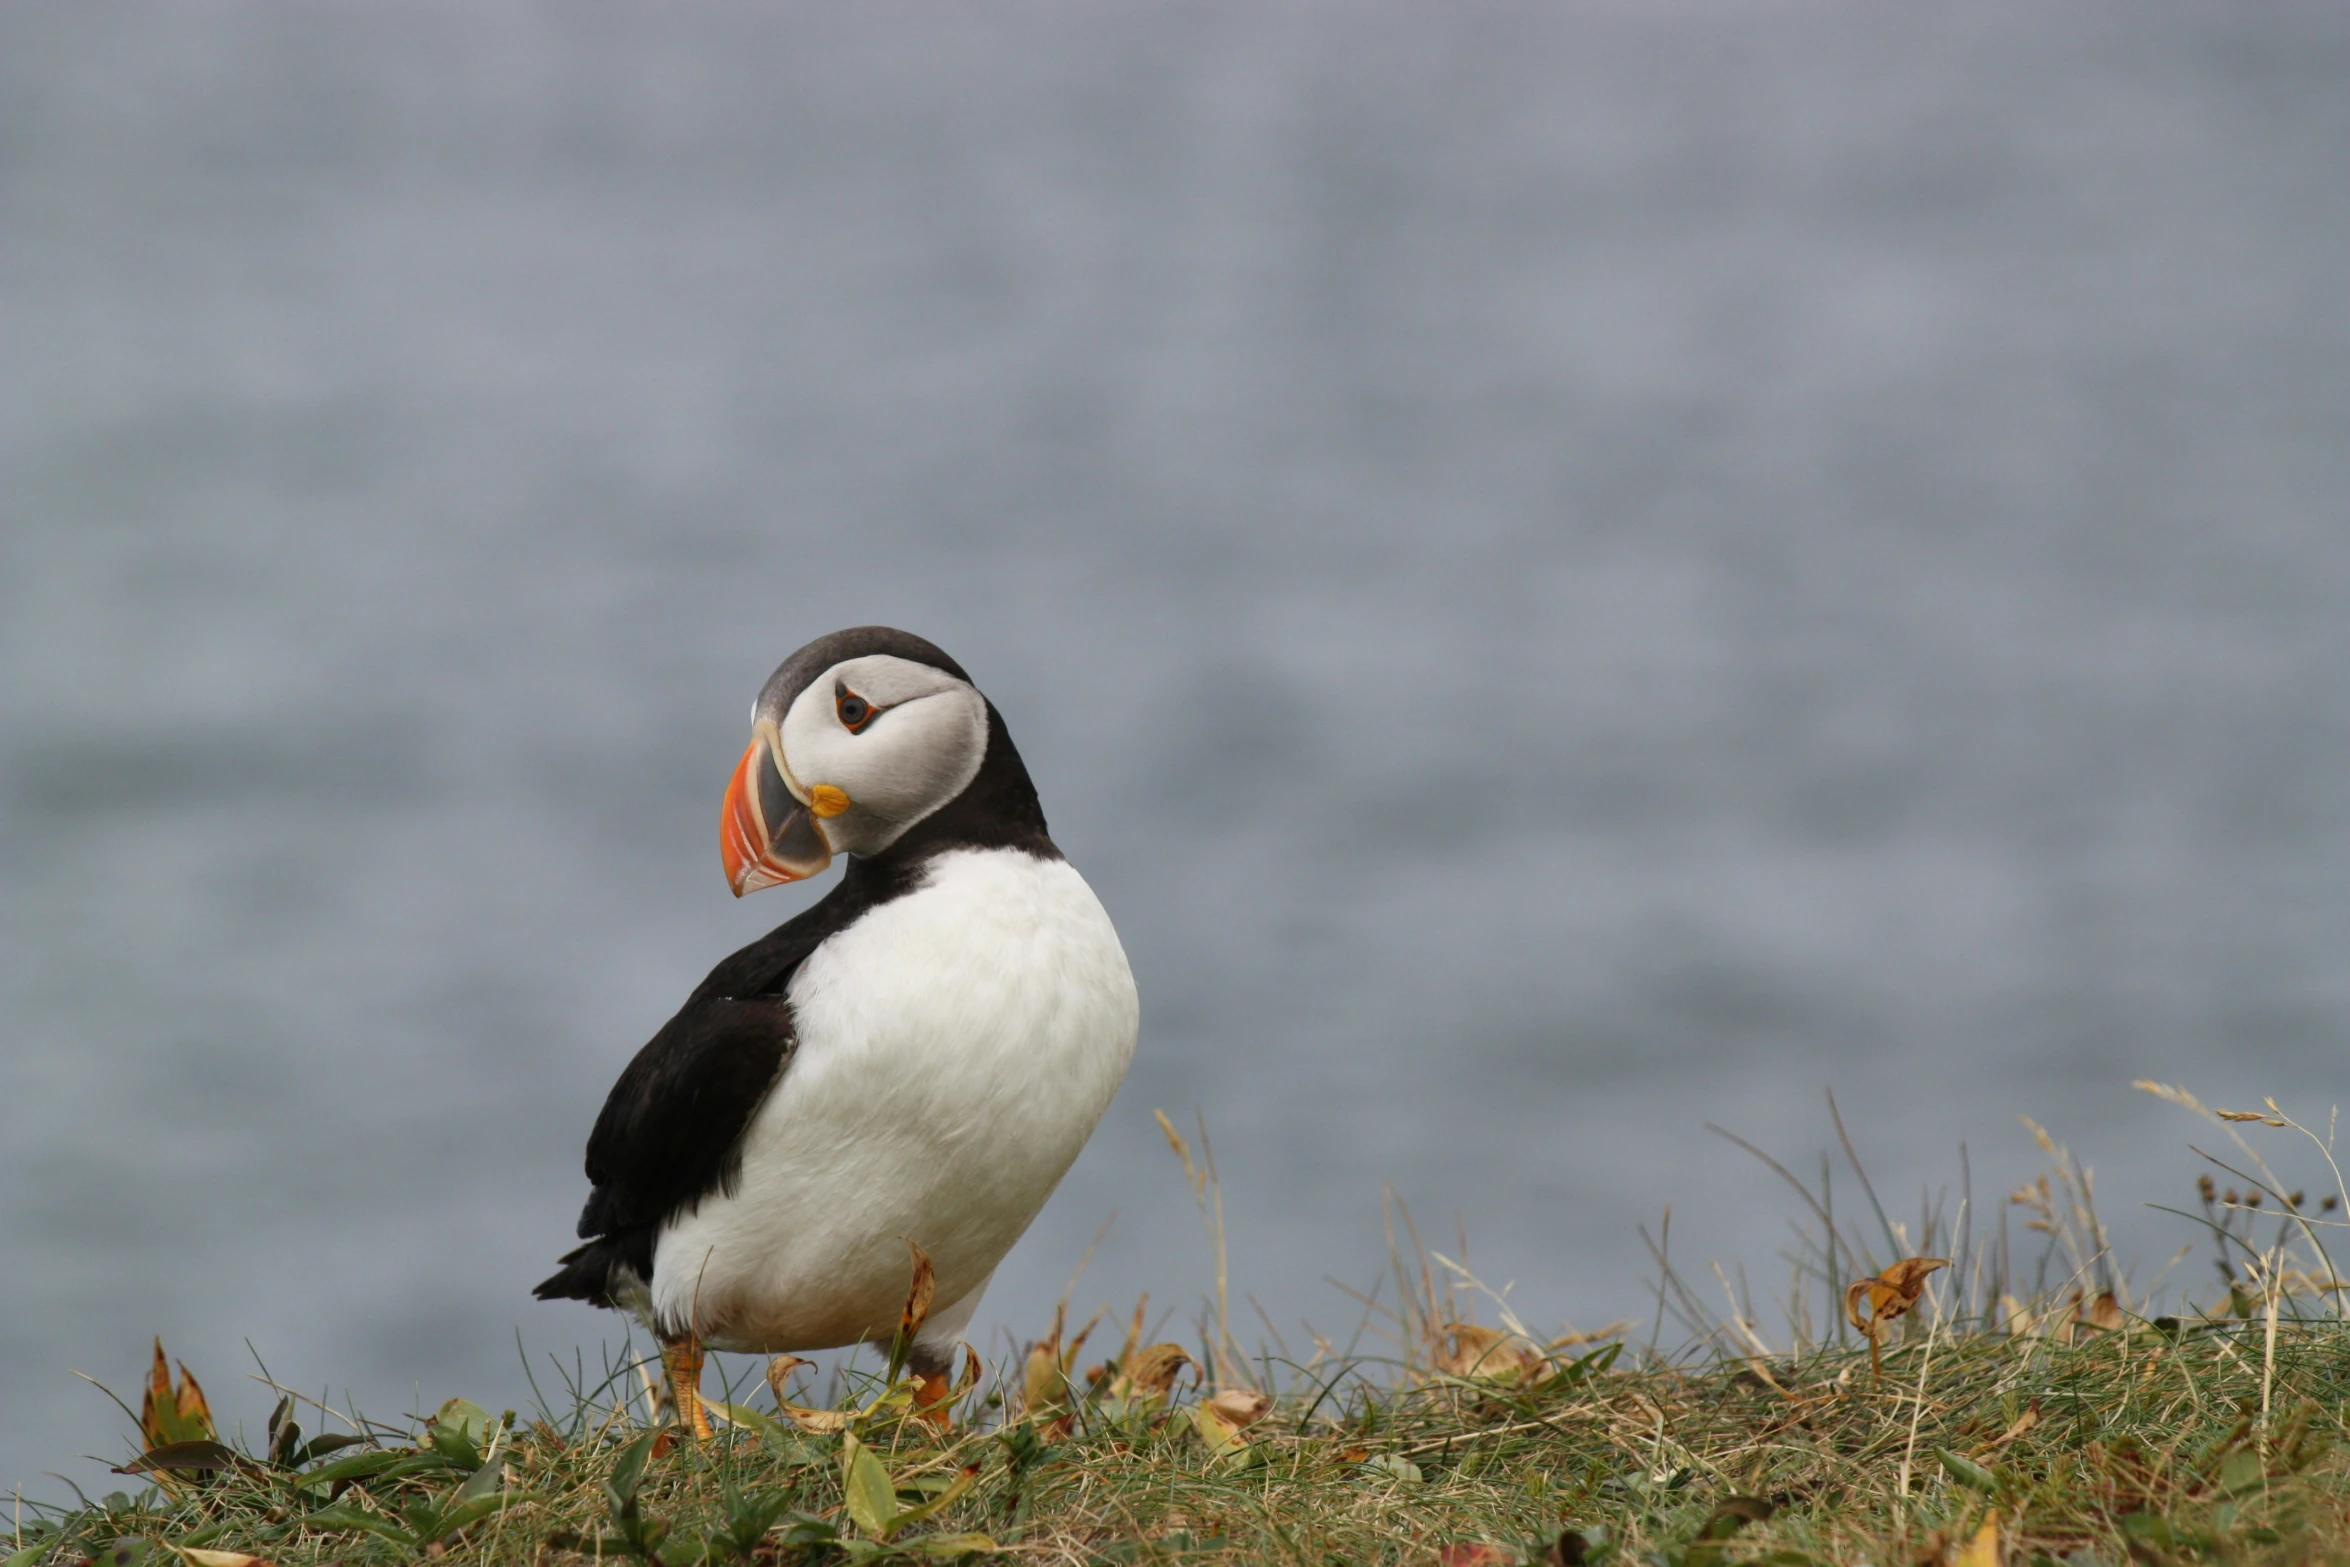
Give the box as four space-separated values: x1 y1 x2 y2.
4 0 2346 1497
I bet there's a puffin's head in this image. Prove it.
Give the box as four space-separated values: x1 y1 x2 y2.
720 627 991 895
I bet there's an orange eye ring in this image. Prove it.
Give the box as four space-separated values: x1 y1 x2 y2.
835 684 877 732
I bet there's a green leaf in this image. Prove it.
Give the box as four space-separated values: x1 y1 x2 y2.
903 1534 1002 1558
266 1398 303 1469
430 1397 495 1446
304 1504 417 1545
1357 1453 1422 1484
86 1540 157 1567
607 1429 661 1511
455 1456 509 1502
426 1399 494 1468
424 1492 535 1544
2218 1448 2264 1495
295 1433 370 1465
1938 1448 1998 1493
841 1433 901 1541
297 1450 445 1492
709 1401 786 1442
115 1442 246 1477
889 1469 978 1533
3 1545 53 1567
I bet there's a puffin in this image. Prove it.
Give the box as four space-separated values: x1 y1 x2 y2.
536 627 1138 1433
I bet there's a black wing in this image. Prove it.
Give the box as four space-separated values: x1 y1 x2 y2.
534 864 913 1308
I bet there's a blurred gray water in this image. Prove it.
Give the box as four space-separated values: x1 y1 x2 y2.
5 0 2348 1498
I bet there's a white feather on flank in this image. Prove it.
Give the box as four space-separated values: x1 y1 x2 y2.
648 847 1139 1355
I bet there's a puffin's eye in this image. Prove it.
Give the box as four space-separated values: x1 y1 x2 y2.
836 687 875 732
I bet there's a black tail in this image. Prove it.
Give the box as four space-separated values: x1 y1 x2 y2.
533 1239 629 1307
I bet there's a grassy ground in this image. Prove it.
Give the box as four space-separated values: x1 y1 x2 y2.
14 1089 2350 1566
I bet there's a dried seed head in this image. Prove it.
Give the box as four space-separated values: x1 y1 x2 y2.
2245 1191 2262 1209
2324 1195 2341 1213
2288 1191 2305 1209
2198 1175 2216 1201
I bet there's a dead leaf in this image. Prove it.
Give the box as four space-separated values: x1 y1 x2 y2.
766 1354 811 1406
1107 1344 1193 1406
1986 1406 2039 1448
2083 1292 2124 1331
1842 1258 1948 1334
174 1550 273 1567
1433 1547 1521 1567
1203 1388 1271 1429
140 1340 216 1450
1188 1401 1251 1465
898 1240 936 1345
1953 1511 2000 1567
1019 1302 1098 1436
1112 1294 1149 1370
778 1405 854 1434
1431 1323 1545 1382
1153 1109 1197 1184
762 1355 857 1431
1843 1257 1947 1379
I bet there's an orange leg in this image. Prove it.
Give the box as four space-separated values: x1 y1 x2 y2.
660 1335 715 1441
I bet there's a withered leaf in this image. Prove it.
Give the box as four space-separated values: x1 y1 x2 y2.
1988 1406 2040 1447
139 1340 216 1451
2083 1291 2125 1332
1203 1388 1272 1429
898 1241 936 1344
778 1406 854 1434
1019 1302 1098 1434
1431 1323 1545 1382
761 1356 855 1432
116 1441 246 1477
1843 1257 1948 1380
1107 1344 1193 1406
1953 1511 2000 1567
1434 1547 1521 1567
1020 1338 1064 1419
766 1354 811 1405
1188 1402 1248 1460
1841 1257 1948 1334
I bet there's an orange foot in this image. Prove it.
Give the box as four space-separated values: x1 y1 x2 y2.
910 1361 957 1428
660 1335 715 1441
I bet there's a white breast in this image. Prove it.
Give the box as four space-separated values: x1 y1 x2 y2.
649 848 1138 1353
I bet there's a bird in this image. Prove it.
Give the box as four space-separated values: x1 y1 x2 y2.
535 627 1138 1434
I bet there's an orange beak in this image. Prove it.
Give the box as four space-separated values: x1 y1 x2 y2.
720 731 834 895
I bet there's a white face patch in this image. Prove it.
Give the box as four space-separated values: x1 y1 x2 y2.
776 655 990 856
